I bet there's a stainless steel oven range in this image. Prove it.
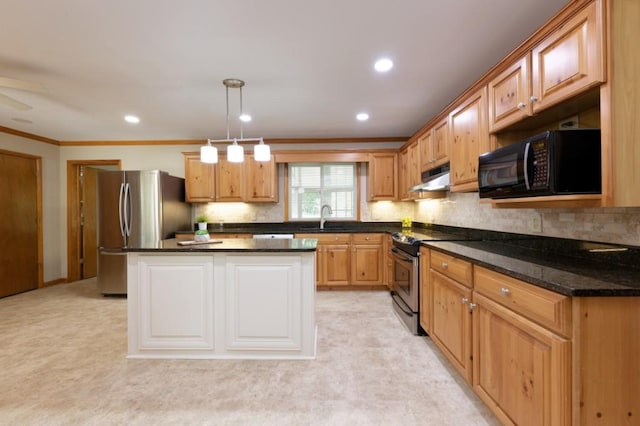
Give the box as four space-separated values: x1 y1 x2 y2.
390 230 479 335
390 232 423 334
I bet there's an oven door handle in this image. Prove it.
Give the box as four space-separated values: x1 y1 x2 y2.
391 247 416 263
391 291 414 316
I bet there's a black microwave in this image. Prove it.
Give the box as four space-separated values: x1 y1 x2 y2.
478 129 601 199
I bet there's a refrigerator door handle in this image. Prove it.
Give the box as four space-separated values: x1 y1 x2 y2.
124 182 132 237
118 183 126 237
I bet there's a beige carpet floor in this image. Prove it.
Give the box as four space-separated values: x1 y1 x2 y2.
0 279 498 425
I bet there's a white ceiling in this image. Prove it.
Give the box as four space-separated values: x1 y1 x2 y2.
0 0 569 142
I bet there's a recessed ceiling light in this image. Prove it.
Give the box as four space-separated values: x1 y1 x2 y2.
239 114 252 122
124 115 140 124
356 112 369 121
374 58 393 73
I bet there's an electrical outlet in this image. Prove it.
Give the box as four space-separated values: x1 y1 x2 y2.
530 213 543 233
559 115 579 129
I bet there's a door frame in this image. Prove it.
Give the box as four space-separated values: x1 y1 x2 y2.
0 149 43 288
66 160 121 283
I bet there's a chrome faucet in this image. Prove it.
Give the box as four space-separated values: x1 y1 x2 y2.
320 204 332 229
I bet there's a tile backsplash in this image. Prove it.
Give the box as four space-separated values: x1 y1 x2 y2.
415 192 640 247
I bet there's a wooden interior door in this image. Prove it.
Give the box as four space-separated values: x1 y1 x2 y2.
81 166 99 278
0 150 41 297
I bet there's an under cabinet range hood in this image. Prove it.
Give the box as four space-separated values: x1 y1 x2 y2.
410 163 450 192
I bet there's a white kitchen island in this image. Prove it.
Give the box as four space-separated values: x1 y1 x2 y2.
125 238 317 359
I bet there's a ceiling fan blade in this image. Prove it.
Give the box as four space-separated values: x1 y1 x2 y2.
0 92 33 110
0 77 47 94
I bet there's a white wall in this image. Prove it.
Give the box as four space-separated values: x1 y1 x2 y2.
0 134 61 282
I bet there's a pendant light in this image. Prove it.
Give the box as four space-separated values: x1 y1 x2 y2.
200 139 218 164
200 78 270 163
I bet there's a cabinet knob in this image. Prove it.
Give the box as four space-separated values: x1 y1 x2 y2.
500 287 510 296
517 102 526 109
461 297 469 305
442 262 448 269
469 303 477 311
530 95 539 103
365 236 370 241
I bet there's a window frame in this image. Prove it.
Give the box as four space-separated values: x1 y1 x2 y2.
285 162 361 222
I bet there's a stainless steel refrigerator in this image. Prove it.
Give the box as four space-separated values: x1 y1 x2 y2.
97 170 191 295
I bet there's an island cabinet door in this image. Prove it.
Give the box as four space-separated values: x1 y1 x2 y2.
130 255 215 352
472 293 571 426
222 254 311 354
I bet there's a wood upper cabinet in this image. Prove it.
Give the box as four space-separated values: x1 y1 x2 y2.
183 152 277 203
419 117 450 171
398 148 410 200
215 157 245 202
418 131 433 171
449 86 489 192
399 141 420 200
432 118 449 168
351 233 384 286
245 155 278 202
408 141 420 189
368 152 397 201
184 153 216 202
531 0 604 114
488 55 532 132
488 1 603 133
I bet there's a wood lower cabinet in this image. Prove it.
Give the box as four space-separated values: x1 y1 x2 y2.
430 269 473 383
323 243 351 286
423 258 639 425
296 233 350 287
351 233 384 286
419 246 431 334
472 292 571 426
296 233 386 288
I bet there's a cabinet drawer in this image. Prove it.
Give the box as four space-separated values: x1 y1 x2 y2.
430 250 473 288
352 233 383 244
296 233 351 244
474 266 571 337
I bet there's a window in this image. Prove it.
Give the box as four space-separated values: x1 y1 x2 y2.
288 163 357 220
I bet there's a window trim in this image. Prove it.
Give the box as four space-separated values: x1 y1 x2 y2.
285 162 361 222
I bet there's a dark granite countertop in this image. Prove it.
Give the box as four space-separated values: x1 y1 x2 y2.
122 238 318 253
176 221 402 235
424 239 640 297
171 221 640 297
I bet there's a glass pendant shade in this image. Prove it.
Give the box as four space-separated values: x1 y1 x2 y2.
200 142 218 164
254 139 271 161
227 140 244 163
